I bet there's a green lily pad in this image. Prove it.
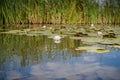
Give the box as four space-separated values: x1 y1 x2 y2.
0 30 24 34
70 37 102 43
29 30 43 34
70 35 120 46
41 30 53 36
110 45 120 48
75 46 109 53
65 32 77 35
17 32 27 36
98 37 120 45
96 48 107 52
48 34 67 39
25 33 39 36
70 37 82 40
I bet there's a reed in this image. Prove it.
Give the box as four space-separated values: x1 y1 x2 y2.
0 0 120 26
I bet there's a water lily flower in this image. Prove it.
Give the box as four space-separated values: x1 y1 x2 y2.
53 35 61 41
43 25 46 29
97 31 103 38
90 23 95 29
91 24 94 27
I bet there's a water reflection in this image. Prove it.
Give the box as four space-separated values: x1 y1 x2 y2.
29 62 120 80
0 34 82 65
0 33 120 80
54 39 61 44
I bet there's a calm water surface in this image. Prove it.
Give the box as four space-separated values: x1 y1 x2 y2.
0 26 120 80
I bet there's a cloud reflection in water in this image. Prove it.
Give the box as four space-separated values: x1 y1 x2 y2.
28 62 120 80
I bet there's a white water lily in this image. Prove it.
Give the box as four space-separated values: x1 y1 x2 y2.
91 24 94 27
97 31 103 38
90 24 96 29
53 35 61 43
43 25 46 29
53 35 61 41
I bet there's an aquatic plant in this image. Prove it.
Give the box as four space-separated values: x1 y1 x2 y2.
0 0 120 26
75 46 109 53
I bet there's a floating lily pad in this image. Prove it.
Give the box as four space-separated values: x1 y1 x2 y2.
48 34 67 39
98 37 120 45
74 32 88 37
23 29 31 32
70 37 102 43
70 37 82 40
41 30 53 36
0 30 24 34
29 30 43 34
70 35 120 46
96 48 107 52
110 45 120 48
65 32 76 35
17 32 27 36
75 46 109 53
25 33 39 36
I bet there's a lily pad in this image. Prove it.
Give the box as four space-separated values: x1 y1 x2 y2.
25 33 39 37
0 30 24 34
48 34 67 39
75 46 109 53
98 37 120 45
41 30 53 36
70 36 120 46
65 32 76 35
74 32 88 37
17 32 27 36
96 48 107 52
29 30 43 34
110 45 120 48
70 37 82 40
70 37 102 43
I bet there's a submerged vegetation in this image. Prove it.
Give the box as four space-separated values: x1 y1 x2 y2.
0 0 120 26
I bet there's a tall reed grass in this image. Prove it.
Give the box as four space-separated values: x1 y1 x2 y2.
0 0 120 26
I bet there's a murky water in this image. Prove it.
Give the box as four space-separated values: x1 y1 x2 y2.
0 25 120 80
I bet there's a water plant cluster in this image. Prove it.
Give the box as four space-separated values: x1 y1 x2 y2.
1 24 120 51
0 0 120 26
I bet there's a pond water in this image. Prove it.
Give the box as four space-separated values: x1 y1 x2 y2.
0 25 120 80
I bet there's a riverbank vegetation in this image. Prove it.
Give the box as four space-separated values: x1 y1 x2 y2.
0 0 120 26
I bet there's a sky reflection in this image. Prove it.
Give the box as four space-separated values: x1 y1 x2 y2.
28 62 120 80
1 48 120 80
1 34 120 80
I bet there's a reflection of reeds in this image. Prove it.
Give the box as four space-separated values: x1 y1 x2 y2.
0 0 120 25
0 33 82 66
